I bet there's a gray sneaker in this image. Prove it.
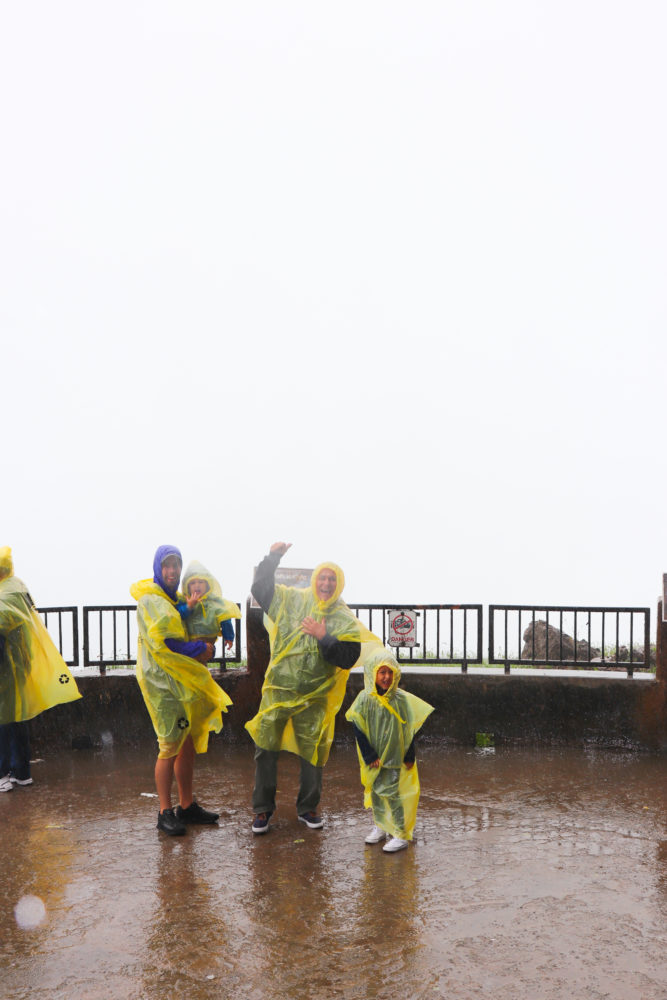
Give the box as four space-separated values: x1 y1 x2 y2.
382 836 409 853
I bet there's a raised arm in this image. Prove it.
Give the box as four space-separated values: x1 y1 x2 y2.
251 542 292 613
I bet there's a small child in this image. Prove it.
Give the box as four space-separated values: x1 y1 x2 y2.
178 561 241 662
346 647 433 853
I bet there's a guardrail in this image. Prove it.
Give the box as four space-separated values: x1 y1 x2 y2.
37 606 79 667
348 603 484 671
489 605 651 677
82 604 242 675
34 601 655 678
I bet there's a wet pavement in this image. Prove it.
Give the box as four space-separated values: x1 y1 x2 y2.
1 741 666 1000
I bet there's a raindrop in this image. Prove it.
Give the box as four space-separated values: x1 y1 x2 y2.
14 895 46 929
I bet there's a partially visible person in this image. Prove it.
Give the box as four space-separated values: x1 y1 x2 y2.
178 560 240 665
0 546 82 791
346 647 433 853
130 545 232 836
246 542 377 834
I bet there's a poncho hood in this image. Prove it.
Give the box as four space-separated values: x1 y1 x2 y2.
310 561 345 612
363 647 401 699
182 560 221 599
152 544 182 600
0 546 14 581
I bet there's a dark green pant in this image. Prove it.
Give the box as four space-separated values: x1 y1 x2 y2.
252 747 323 815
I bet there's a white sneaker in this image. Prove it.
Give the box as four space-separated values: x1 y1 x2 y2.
364 825 387 844
10 776 33 786
0 777 13 793
382 836 409 853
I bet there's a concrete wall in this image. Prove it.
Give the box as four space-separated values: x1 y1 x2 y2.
28 606 667 754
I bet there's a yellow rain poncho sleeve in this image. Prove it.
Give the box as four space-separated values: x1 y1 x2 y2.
0 547 81 724
130 578 232 759
181 560 241 642
345 647 433 841
245 561 379 767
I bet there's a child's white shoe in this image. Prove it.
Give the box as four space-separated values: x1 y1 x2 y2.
382 836 409 853
364 825 386 844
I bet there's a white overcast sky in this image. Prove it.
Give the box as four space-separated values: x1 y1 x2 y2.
2 1 666 616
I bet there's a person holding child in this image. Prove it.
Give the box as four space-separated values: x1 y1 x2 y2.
178 560 241 664
130 545 232 836
246 541 376 834
346 647 433 852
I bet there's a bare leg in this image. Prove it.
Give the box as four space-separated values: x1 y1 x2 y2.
155 755 176 812
174 736 195 809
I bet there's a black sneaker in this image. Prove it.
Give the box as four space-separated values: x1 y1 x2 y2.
175 801 219 825
157 808 186 836
298 811 324 830
251 811 272 834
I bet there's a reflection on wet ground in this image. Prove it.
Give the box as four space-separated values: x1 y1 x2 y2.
1 742 666 1000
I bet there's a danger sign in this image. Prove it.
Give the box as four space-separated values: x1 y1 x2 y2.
388 609 418 647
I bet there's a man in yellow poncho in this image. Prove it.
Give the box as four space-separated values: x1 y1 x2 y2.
0 546 81 791
346 647 433 853
246 541 375 834
130 545 232 836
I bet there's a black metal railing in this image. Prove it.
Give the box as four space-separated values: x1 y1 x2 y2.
348 603 484 671
82 604 243 674
489 605 651 677
37 606 79 667
32 601 655 679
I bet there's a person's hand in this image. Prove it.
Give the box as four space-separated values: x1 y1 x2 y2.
369 759 381 769
187 594 200 609
196 642 215 663
301 616 326 640
404 761 414 770
224 639 234 652
269 542 292 557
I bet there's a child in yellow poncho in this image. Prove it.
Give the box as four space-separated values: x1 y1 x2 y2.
178 560 240 662
346 647 433 853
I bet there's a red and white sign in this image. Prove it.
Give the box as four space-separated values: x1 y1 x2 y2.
388 609 418 647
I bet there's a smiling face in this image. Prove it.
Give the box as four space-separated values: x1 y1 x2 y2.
376 665 394 692
187 578 209 600
161 554 182 590
315 568 337 602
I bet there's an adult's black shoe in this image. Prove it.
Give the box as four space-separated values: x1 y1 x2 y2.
175 801 219 825
157 808 187 836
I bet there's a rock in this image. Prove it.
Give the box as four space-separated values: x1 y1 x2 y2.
521 620 601 665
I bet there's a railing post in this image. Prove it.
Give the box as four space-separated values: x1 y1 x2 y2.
656 597 667 684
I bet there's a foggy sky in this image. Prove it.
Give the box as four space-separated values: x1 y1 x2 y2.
2 2 666 616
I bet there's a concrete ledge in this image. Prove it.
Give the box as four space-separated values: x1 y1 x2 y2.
27 666 667 754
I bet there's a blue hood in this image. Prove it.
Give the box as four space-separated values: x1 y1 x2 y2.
152 544 182 600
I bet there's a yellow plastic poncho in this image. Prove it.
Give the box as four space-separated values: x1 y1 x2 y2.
345 647 433 841
130 577 232 758
181 560 241 641
245 561 378 767
0 547 81 724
